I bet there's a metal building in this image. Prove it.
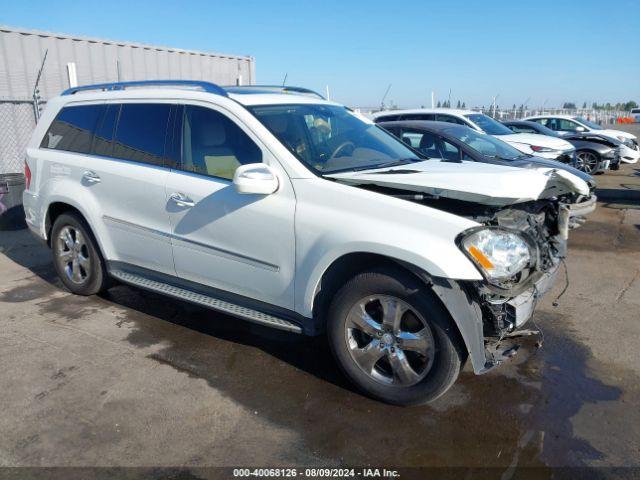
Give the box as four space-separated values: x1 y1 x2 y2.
0 25 255 174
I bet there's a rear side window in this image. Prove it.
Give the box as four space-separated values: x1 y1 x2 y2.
40 105 104 154
374 114 399 123
403 114 436 121
112 104 172 166
435 114 465 125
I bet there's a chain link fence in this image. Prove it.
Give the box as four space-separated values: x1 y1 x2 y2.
481 107 632 125
0 98 38 174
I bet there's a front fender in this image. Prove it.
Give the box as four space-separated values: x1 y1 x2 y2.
296 240 482 319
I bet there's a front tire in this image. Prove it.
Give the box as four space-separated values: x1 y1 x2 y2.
327 267 465 406
51 212 109 296
575 150 601 174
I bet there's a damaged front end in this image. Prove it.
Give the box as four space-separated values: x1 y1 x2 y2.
327 160 593 372
454 200 566 367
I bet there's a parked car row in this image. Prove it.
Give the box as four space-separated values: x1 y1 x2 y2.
372 109 639 174
502 120 622 174
24 81 597 406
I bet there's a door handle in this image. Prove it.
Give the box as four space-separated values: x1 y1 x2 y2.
169 192 195 208
82 171 101 184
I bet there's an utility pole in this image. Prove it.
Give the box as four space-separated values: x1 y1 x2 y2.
325 85 330 101
32 49 48 121
380 84 392 111
431 91 435 108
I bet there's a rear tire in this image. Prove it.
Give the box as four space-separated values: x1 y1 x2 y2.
51 212 109 296
327 267 465 406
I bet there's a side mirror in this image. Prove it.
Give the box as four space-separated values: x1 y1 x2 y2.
575 126 586 132
233 163 279 195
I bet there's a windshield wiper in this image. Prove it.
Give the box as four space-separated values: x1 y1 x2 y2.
348 158 421 172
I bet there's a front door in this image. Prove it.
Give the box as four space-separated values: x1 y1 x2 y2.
165 104 296 310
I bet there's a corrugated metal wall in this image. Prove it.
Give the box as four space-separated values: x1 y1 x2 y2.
0 25 256 173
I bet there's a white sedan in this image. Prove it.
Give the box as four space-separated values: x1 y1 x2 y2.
524 114 639 164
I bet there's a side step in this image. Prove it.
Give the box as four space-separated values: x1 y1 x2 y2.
110 269 302 334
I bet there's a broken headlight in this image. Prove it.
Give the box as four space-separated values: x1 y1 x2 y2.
458 228 534 281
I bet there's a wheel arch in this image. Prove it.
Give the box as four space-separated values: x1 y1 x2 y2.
309 252 487 373
44 200 109 263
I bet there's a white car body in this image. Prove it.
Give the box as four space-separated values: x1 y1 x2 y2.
372 109 576 160
524 114 640 164
22 82 591 400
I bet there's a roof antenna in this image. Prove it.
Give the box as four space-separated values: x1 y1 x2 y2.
282 73 288 86
380 84 392 111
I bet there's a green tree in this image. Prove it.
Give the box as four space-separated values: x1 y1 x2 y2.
624 101 638 111
436 100 441 108
563 102 577 109
582 102 587 109
461 102 466 108
456 100 461 108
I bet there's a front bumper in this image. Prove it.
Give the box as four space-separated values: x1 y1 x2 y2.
562 194 597 219
479 263 560 372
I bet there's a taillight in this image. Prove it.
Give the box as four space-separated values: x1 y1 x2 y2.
25 159 32 189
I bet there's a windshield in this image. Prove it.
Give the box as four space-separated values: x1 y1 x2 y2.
574 117 603 130
464 114 514 135
249 104 421 173
443 125 526 160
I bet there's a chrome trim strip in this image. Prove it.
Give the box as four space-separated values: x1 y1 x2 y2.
102 215 279 271
103 215 172 242
171 236 280 272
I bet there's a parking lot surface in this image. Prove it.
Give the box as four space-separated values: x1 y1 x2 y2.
1 141 639 473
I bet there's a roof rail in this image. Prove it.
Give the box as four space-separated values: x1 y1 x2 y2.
224 85 325 100
61 80 228 96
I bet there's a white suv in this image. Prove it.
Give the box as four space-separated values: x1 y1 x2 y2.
23 81 591 405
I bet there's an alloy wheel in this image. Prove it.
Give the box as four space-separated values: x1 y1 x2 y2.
345 295 435 386
56 226 91 284
575 151 599 174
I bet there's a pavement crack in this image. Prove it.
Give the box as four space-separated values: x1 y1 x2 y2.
615 269 639 302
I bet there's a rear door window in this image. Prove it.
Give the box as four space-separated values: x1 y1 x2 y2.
435 114 466 125
92 104 120 157
112 103 172 166
402 113 436 121
40 104 104 154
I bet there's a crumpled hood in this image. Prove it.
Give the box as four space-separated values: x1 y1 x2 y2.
327 160 590 206
496 132 574 150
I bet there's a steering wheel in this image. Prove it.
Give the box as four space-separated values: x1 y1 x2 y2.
330 141 356 159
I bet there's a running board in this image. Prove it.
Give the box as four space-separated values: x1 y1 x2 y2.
109 269 302 333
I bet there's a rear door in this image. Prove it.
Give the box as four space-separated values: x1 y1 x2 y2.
86 102 176 275
165 103 296 309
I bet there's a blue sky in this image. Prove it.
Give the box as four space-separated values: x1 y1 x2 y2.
3 0 639 108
